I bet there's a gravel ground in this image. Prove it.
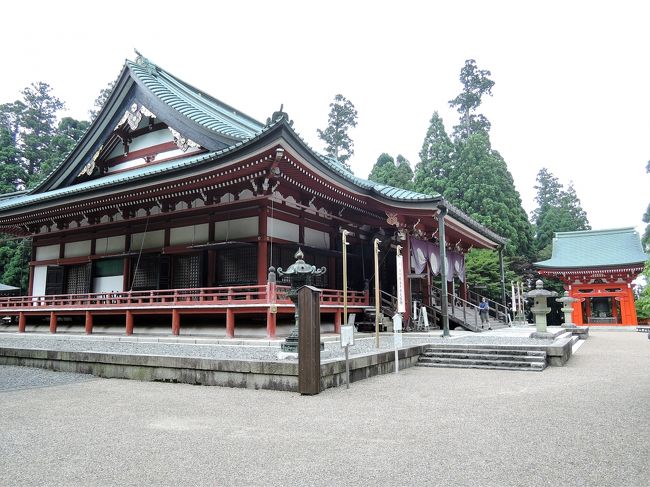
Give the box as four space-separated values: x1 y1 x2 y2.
0 332 553 362
0 365 96 392
0 330 648 486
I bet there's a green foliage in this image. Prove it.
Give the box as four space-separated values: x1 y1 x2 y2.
0 237 30 292
0 82 89 292
445 133 534 256
368 153 413 190
465 249 516 301
448 59 495 140
413 111 454 195
642 161 650 252
89 81 116 120
19 82 65 185
635 259 650 321
532 168 590 253
317 94 358 168
34 117 90 186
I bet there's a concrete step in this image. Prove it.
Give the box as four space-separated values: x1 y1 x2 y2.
418 356 546 370
423 347 546 357
422 351 546 363
417 347 547 371
416 362 546 372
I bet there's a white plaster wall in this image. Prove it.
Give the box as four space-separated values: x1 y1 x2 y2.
170 224 209 246
64 240 91 258
95 236 125 255
268 218 299 242
92 275 123 293
304 228 330 249
130 230 165 250
215 217 258 241
35 244 59 261
32 265 48 296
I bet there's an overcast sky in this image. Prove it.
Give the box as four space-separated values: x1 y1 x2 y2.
2 1 648 236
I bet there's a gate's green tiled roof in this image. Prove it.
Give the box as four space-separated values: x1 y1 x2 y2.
535 228 648 269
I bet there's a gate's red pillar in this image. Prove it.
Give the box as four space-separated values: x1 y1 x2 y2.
611 297 619 324
49 312 57 334
621 287 637 325
585 298 591 324
125 310 134 335
85 311 93 334
226 308 235 338
172 309 180 336
18 312 26 333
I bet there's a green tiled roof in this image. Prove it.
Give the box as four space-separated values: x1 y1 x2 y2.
0 53 504 246
128 54 264 141
535 228 648 269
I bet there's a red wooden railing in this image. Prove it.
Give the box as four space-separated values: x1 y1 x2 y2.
0 284 369 311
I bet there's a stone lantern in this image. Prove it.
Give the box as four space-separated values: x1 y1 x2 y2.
524 279 557 336
278 248 326 353
556 291 580 328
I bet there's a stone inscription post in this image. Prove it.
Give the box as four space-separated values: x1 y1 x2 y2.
298 285 322 395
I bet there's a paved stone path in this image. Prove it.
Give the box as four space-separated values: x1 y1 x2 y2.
0 329 648 486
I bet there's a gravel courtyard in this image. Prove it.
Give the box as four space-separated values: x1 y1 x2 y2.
0 329 648 486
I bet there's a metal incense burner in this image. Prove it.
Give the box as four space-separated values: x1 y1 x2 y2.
278 248 326 353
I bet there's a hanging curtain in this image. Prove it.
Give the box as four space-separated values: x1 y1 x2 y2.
410 238 428 274
449 251 466 282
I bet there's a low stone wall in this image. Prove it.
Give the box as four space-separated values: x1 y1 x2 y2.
0 344 426 392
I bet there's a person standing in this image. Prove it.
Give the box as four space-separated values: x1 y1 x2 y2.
479 298 491 330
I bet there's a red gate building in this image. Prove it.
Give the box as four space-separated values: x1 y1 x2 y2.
536 228 647 325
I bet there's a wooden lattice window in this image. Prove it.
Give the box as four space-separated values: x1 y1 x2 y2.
172 254 204 289
65 263 91 294
131 254 160 291
216 246 257 286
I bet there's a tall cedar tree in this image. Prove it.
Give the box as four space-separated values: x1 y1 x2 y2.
532 168 590 254
317 94 358 169
368 153 414 190
445 133 534 256
19 82 65 187
448 59 495 140
413 111 454 195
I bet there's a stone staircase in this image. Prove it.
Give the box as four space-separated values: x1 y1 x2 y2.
417 345 547 371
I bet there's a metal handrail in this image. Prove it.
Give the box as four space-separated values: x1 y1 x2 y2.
431 283 510 328
467 289 512 324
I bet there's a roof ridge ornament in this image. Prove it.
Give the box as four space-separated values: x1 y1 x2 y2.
134 49 157 77
266 104 293 127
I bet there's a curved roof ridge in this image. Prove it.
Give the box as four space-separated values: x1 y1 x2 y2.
127 54 264 140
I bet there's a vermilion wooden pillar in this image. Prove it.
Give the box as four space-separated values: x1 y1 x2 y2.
266 281 277 338
126 310 134 335
334 311 342 333
85 311 93 334
172 309 180 335
226 308 235 338
401 235 411 323
18 312 26 333
258 205 268 285
49 312 57 334
611 298 619 324
27 266 35 296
